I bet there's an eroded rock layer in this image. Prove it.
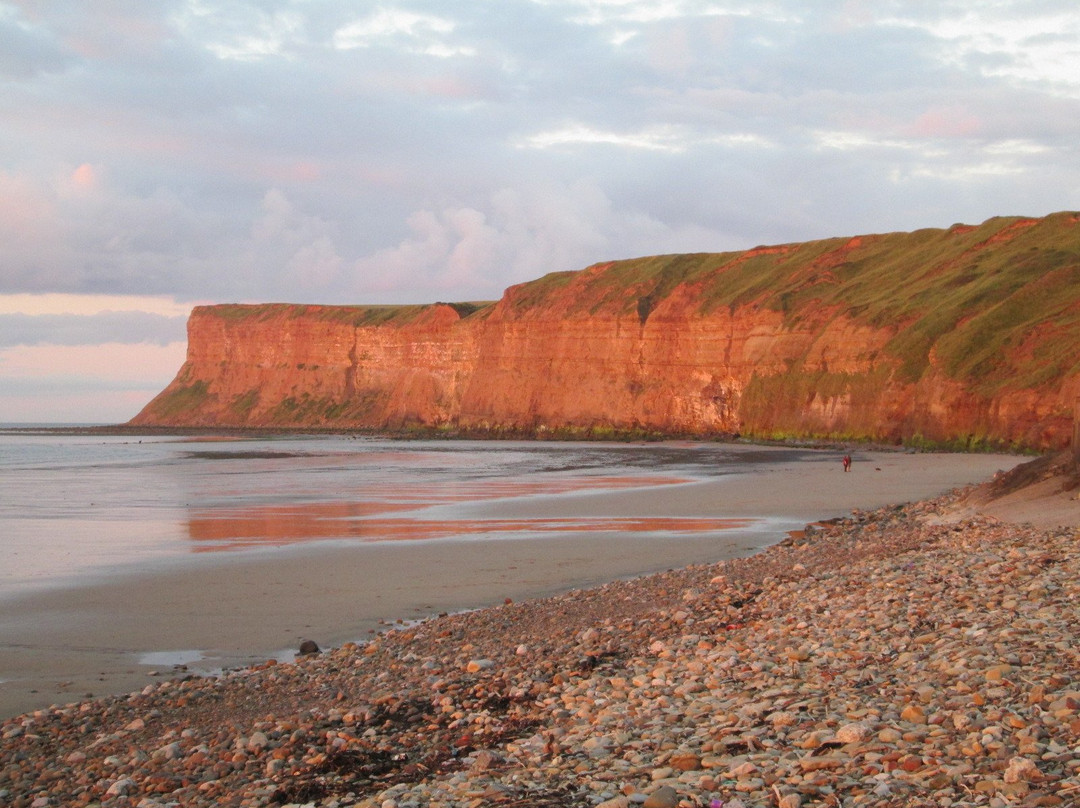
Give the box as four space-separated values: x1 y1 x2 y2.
131 212 1080 449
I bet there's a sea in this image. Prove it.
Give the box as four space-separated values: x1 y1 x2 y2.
0 428 803 600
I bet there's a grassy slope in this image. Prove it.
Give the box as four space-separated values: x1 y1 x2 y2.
508 212 1080 397
207 302 438 327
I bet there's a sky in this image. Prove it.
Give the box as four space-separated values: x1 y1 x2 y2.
1 1 1078 423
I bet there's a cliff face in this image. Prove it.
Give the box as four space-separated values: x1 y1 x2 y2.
132 212 1080 449
137 303 479 428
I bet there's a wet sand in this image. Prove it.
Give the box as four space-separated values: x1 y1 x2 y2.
0 448 1020 719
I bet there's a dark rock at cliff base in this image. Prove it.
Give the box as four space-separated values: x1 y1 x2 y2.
297 639 320 656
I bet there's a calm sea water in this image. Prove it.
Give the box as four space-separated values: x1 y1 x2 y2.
0 431 795 597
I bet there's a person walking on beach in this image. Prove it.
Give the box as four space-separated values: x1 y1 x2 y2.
842 454 852 472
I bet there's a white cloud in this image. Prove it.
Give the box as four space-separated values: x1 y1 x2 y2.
520 122 774 153
519 123 691 152
173 1 305 61
350 207 490 296
702 132 775 148
349 180 732 301
984 139 1051 156
812 130 925 152
421 42 478 59
533 0 798 27
813 127 1046 182
333 9 474 56
900 161 1026 182
337 9 454 42
880 5 1080 97
247 189 345 293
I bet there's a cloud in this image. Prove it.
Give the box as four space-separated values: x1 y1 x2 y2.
69 162 98 190
350 180 733 301
0 162 257 298
905 107 982 139
879 2 1080 97
193 6 305 62
0 293 194 317
535 0 795 27
0 311 187 348
333 9 475 57
0 170 68 286
519 121 776 152
0 3 72 78
351 206 500 298
244 189 346 295
0 386 164 424
0 341 187 423
519 123 692 152
7 1 174 66
0 340 184 380
0 293 192 358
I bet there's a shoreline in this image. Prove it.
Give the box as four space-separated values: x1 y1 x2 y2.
0 421 1049 456
0 448 1021 720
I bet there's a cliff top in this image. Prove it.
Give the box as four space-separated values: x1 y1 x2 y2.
196 300 493 327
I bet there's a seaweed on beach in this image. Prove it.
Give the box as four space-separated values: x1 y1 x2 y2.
266 686 546 803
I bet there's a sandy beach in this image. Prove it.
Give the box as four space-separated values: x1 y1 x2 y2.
0 447 1020 721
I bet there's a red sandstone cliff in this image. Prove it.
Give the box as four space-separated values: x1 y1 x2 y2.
131 212 1080 450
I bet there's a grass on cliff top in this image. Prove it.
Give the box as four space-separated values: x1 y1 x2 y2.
506 211 1080 391
504 271 578 311
205 301 493 327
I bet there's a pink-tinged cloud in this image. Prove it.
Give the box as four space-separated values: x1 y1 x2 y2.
0 388 167 424
288 161 323 182
907 108 983 138
70 163 97 190
0 293 195 318
54 5 171 61
0 171 61 246
0 342 188 423
0 342 186 383
830 0 876 31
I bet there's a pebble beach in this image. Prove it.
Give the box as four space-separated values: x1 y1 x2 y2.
2 458 1079 808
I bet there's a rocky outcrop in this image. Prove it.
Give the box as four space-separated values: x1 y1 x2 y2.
131 212 1080 450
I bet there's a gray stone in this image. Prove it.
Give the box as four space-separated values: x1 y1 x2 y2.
642 785 679 808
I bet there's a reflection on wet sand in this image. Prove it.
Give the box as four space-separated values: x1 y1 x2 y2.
187 474 753 551
316 474 691 505
189 511 757 550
